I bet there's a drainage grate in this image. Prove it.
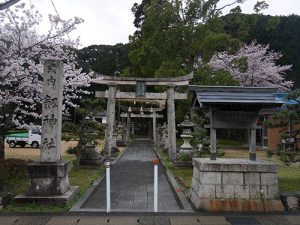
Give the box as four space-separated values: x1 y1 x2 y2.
226 216 261 225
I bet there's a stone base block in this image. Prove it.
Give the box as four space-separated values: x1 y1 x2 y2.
190 158 284 212
15 186 79 206
172 159 193 167
191 197 284 212
27 160 71 196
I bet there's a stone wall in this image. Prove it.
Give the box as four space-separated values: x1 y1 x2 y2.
190 158 284 211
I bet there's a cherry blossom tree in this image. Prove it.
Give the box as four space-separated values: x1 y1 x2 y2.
0 3 92 159
208 41 293 91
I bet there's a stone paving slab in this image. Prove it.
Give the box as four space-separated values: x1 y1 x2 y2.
77 216 108 225
1 215 300 225
0 216 20 225
45 216 80 225
169 216 200 225
138 216 171 225
255 215 295 225
108 216 139 225
284 215 300 225
14 216 51 225
198 216 230 225
78 139 182 212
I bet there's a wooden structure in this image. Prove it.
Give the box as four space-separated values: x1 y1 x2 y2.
190 85 283 161
94 72 193 159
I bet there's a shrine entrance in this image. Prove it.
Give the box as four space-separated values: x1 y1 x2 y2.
93 73 193 159
129 117 150 137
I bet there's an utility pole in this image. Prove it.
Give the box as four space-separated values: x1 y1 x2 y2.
0 0 20 10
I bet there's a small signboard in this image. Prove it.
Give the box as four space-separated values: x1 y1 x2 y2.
212 111 258 129
136 81 146 97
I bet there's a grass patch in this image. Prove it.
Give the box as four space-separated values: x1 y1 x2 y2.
217 138 246 149
158 150 193 194
0 163 104 212
278 166 300 192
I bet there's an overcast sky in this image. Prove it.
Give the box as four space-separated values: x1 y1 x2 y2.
28 0 300 48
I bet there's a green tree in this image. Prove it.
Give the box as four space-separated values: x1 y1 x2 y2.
194 65 240 86
266 90 300 141
127 0 246 78
77 44 130 75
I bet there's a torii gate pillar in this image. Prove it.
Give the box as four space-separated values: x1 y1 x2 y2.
152 110 157 145
167 85 176 159
104 83 117 157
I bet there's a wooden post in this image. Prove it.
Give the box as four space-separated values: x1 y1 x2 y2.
249 128 256 161
167 85 176 159
210 107 217 160
104 84 117 157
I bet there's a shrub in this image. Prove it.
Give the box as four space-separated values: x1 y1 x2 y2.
66 146 78 154
0 159 28 180
266 149 274 158
178 153 191 161
0 159 28 196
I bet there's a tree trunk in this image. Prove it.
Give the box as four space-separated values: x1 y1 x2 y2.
0 135 5 160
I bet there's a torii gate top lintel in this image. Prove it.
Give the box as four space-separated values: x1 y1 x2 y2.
93 72 193 86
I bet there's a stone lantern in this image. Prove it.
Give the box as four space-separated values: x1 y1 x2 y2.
112 130 118 148
130 123 135 135
178 115 195 156
116 123 126 146
160 122 168 150
116 123 124 140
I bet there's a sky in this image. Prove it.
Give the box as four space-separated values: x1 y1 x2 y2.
26 0 300 48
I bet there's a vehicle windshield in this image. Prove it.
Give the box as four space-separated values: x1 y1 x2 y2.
32 128 41 135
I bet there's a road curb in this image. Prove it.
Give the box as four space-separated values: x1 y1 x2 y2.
153 147 194 212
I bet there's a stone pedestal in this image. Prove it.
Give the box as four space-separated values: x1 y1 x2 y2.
180 134 194 156
15 161 79 205
190 158 284 212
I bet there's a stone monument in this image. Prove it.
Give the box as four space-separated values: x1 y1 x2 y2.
15 60 79 205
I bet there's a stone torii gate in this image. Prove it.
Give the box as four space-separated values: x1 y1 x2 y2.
120 111 164 144
93 73 193 159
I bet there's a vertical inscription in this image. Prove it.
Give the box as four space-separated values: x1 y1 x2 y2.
41 60 63 162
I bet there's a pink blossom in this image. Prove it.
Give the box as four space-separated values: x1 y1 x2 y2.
208 41 293 91
0 3 92 129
